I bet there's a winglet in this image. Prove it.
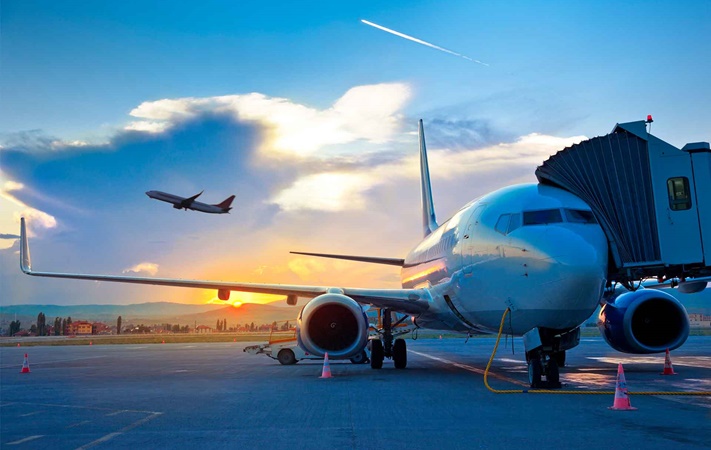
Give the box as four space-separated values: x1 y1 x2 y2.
419 120 438 237
20 217 31 273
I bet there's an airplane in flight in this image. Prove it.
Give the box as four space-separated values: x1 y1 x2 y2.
18 120 700 388
146 190 235 214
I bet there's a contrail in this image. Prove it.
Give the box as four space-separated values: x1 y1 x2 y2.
361 19 489 66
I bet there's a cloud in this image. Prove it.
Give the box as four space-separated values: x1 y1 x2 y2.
270 172 375 212
287 257 327 280
1 179 58 237
268 132 586 212
126 83 411 157
123 262 159 276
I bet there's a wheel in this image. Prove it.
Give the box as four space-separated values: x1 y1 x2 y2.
553 351 566 367
393 339 407 369
277 349 297 365
545 359 560 384
350 350 369 364
370 339 384 369
528 357 543 387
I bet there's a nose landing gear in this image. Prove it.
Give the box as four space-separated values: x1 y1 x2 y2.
526 350 562 388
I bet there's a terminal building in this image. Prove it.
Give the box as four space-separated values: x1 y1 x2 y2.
536 119 711 288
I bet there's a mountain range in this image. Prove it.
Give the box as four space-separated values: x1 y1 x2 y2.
0 301 298 327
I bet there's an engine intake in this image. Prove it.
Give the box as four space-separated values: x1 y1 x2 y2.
296 293 369 358
598 289 689 353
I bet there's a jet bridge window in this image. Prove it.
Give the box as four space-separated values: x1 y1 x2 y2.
667 177 692 211
523 209 563 226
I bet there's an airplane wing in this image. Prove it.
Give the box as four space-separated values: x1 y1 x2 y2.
19 219 429 315
180 190 203 208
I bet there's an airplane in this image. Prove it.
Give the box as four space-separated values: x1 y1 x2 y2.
18 120 702 388
146 190 236 214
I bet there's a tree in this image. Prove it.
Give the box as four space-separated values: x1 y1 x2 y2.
224 318 227 331
61 318 67 336
8 320 21 336
271 321 277 331
37 312 46 336
172 324 180 333
117 316 122 335
250 322 255 332
54 317 61 336
66 317 73 335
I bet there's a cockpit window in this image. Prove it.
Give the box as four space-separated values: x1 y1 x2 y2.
507 213 522 233
495 214 510 235
564 209 597 224
523 209 563 225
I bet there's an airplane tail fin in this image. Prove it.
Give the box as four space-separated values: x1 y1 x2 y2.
419 120 438 237
215 195 236 211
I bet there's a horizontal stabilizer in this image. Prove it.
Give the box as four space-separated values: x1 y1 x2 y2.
290 251 405 267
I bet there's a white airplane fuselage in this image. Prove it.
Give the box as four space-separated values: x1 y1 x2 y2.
400 183 608 336
145 190 230 214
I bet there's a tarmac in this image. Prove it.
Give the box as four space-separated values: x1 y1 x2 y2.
1 336 709 449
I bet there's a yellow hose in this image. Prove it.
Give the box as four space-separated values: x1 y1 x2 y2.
483 308 711 396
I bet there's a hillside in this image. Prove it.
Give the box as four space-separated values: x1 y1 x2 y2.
0 301 296 327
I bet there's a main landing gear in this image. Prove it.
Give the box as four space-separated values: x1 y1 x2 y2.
370 308 408 369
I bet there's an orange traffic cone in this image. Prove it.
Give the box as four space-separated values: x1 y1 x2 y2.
320 352 332 379
609 363 636 411
162 340 165 344
89 341 93 345
20 354 31 373
661 349 677 375
16 343 20 347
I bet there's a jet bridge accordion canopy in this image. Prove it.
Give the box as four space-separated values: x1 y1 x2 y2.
535 121 711 283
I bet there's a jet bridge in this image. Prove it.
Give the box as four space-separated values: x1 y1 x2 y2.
535 120 711 285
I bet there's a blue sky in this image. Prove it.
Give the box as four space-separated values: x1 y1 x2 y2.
1 1 709 305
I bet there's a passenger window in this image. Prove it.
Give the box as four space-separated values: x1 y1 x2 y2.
523 209 563 225
507 213 522 233
564 209 597 224
495 214 510 235
667 177 691 211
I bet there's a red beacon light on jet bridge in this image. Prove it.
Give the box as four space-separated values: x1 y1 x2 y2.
646 114 654 123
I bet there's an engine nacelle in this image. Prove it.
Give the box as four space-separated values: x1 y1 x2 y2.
296 293 369 359
598 289 689 354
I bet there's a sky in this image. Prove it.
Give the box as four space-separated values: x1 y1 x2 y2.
1 0 709 306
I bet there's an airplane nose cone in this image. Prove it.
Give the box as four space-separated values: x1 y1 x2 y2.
538 226 608 328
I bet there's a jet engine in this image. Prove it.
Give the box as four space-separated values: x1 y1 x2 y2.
297 293 369 358
598 289 689 353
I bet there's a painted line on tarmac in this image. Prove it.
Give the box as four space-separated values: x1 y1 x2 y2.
19 411 42 417
409 350 528 387
105 410 128 417
6 435 44 445
66 420 91 429
76 412 163 450
0 356 106 369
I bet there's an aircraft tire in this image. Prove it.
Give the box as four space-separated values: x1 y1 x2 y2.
370 340 384 369
393 339 407 369
350 350 369 364
277 349 297 365
546 359 560 384
528 358 543 387
553 351 566 367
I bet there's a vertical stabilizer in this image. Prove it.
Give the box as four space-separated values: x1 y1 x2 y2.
419 120 438 237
